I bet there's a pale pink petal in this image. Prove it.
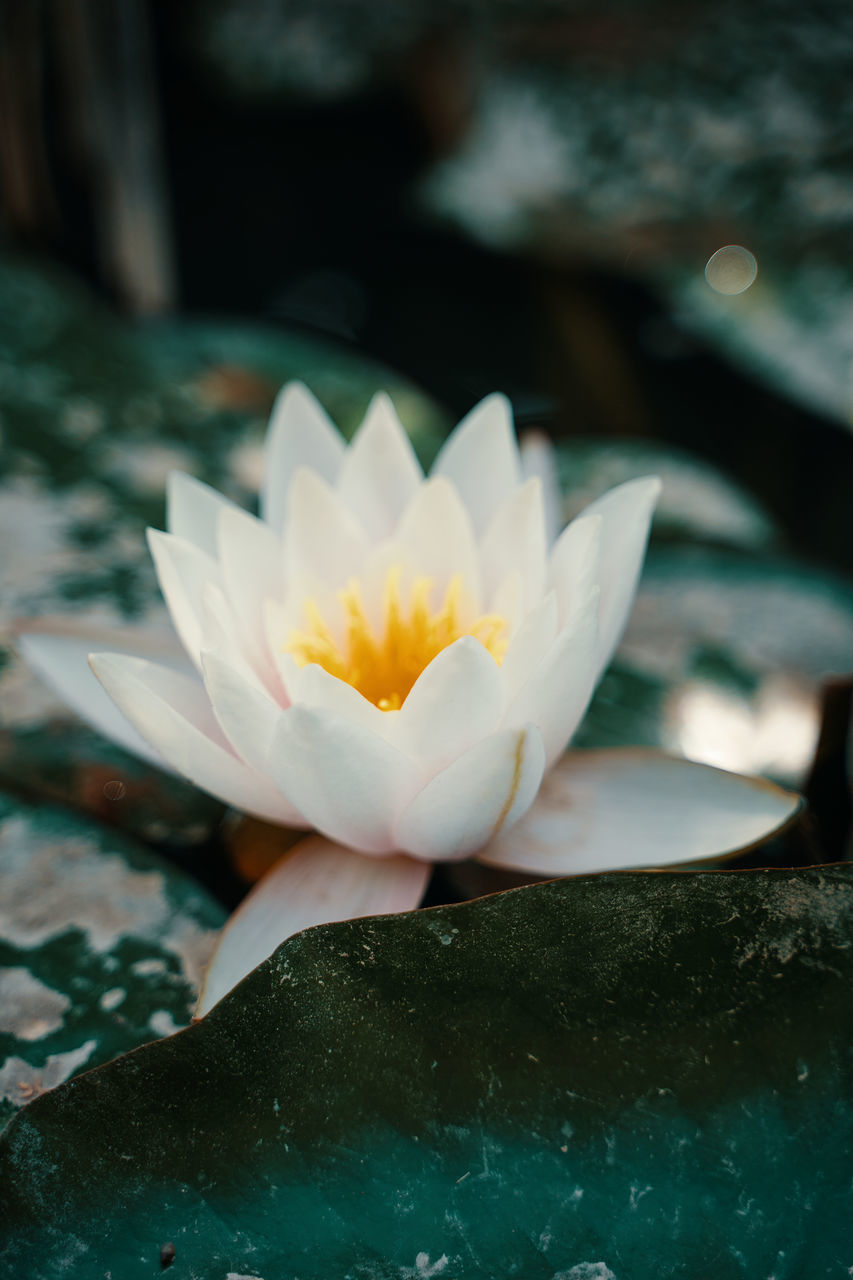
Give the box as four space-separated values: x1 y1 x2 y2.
547 513 602 630
498 591 559 705
479 477 547 611
503 588 599 766
146 528 221 671
520 428 563 545
196 836 431 1015
89 652 301 824
335 393 423 540
269 706 422 853
261 382 345 532
166 471 241 558
393 477 481 603
431 393 522 534
396 636 503 772
283 467 371 591
14 622 190 771
394 725 546 860
580 476 661 676
480 748 802 876
216 506 285 691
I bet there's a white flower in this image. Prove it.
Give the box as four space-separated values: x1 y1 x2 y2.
18 385 800 1013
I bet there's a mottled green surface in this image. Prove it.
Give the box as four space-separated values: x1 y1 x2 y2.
0 792 225 1132
1 867 851 1276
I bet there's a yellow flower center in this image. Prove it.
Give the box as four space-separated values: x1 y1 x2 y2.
286 567 508 710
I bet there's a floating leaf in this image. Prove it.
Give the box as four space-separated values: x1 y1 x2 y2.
0 792 225 1132
1 866 851 1275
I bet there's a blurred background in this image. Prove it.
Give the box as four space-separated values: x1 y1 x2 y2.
1 0 853 860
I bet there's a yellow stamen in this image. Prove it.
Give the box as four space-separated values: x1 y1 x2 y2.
286 567 507 711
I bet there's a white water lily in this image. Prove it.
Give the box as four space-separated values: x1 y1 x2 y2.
18 385 800 1014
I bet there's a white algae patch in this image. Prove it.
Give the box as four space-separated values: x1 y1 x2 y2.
0 813 218 992
0 968 70 1040
0 1040 96 1108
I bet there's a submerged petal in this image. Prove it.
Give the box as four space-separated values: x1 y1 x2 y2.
480 748 802 876
196 836 431 1015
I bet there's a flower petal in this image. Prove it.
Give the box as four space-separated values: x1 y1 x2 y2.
520 428 563 545
269 706 422 853
216 505 285 690
146 528 221 671
166 471 241 558
283 467 371 592
89 652 301 824
394 725 546 860
196 836 431 1015
393 477 481 603
335 392 423 541
548 512 602 630
479 476 547 612
503 587 599 766
14 622 190 771
397 635 503 771
261 382 345 533
480 748 802 876
285 661 390 739
201 649 289 781
580 476 661 676
498 591 559 705
431 393 522 534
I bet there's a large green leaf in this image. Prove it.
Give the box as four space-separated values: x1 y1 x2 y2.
2 866 851 1275
0 792 225 1133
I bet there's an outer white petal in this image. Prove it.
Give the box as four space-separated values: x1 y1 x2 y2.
393 477 481 603
503 588 599 766
196 836 431 1015
431 393 522 534
520 428 563 546
580 476 661 676
14 622 191 771
166 471 241 558
479 476 547 611
89 652 301 824
480 748 802 876
269 706 422 853
261 382 345 532
216 505 285 690
283 467 371 591
335 392 423 541
498 591 559 706
396 636 503 772
548 513 602 631
146 528 220 671
394 725 546 861
201 650 294 795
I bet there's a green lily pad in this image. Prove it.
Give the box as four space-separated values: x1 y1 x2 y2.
0 791 225 1133
2 866 851 1275
578 546 853 787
